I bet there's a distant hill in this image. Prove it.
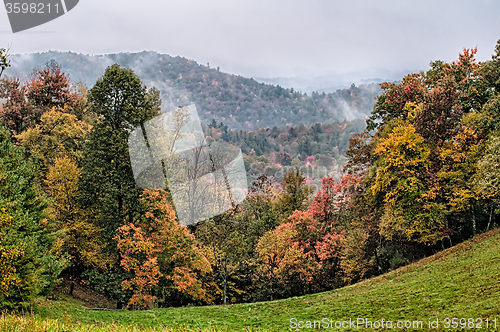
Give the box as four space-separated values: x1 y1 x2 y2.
6 51 381 130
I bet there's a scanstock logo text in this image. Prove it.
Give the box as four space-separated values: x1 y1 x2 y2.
4 0 79 33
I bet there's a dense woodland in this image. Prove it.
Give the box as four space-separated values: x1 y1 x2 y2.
6 51 381 130
204 118 365 190
0 40 499 310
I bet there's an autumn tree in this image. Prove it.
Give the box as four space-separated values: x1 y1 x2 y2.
369 120 446 245
45 157 108 271
26 60 81 112
437 111 489 237
281 175 360 291
308 174 363 226
413 76 463 153
274 169 313 222
1 61 86 137
115 190 210 309
0 77 36 136
366 73 425 131
16 108 92 177
344 131 373 174
340 224 377 284
253 173 363 299
255 223 318 300
426 48 488 113
13 105 102 291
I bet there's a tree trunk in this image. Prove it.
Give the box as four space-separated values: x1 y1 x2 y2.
374 238 382 273
487 203 493 231
471 203 476 237
445 218 452 248
223 277 227 305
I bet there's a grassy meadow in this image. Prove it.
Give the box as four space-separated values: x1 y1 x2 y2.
2 229 499 331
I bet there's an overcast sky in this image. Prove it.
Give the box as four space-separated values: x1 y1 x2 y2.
1 0 500 79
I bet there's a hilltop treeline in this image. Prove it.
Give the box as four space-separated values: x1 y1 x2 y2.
0 40 499 310
7 51 381 130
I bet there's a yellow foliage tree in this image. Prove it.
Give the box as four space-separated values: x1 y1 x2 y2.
0 208 23 297
44 157 108 269
16 107 92 177
438 112 488 235
370 120 446 245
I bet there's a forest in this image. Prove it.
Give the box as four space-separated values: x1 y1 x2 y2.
0 39 499 310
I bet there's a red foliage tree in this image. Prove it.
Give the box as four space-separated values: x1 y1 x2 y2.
367 73 426 130
26 60 80 111
0 78 37 135
275 173 364 290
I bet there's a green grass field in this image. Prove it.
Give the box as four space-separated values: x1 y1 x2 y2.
4 229 500 331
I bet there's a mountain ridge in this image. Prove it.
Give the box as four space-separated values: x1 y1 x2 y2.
6 50 381 130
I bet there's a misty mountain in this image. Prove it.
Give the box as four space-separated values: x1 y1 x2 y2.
255 68 417 94
6 51 381 130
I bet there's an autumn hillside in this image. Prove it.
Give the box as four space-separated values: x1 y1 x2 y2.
1 39 500 330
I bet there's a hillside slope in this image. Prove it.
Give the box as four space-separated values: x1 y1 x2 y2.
27 228 500 331
6 51 381 130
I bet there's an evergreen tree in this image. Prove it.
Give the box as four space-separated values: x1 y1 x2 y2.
79 64 160 253
0 125 66 307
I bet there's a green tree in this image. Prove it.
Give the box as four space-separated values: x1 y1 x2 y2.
0 208 22 298
86 64 159 131
475 134 500 231
0 125 67 307
195 214 246 306
78 65 160 304
195 175 280 305
79 64 160 244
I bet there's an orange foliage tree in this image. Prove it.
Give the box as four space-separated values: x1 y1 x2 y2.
115 190 210 309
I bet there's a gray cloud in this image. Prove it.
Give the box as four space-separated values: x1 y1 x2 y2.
1 0 499 79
